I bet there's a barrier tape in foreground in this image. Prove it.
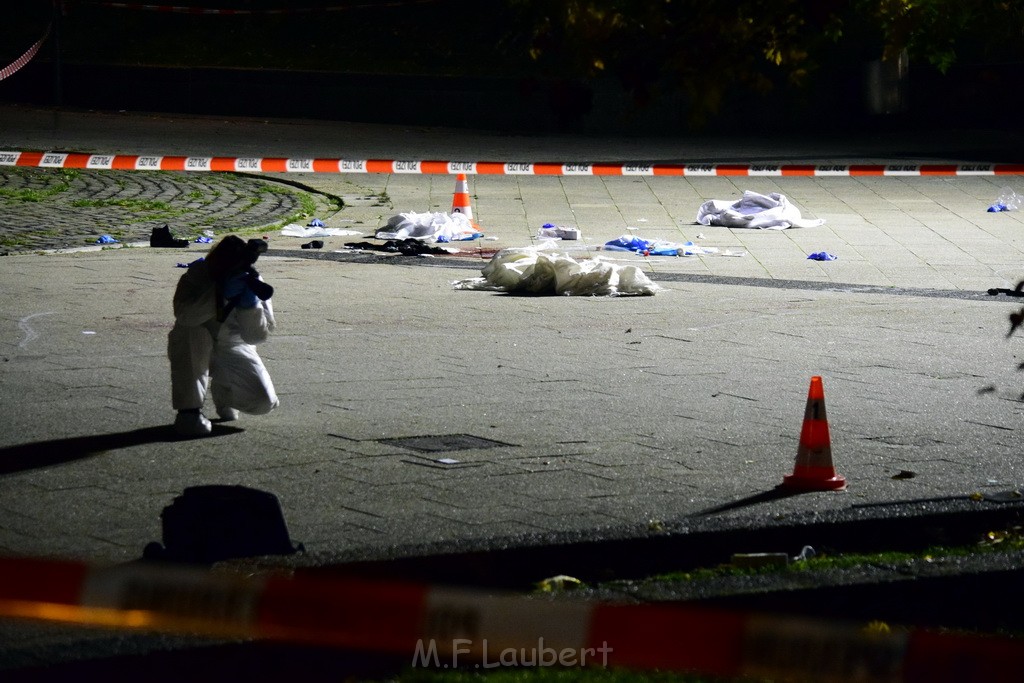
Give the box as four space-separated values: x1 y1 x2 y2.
0 24 52 82
0 556 1020 681
2 152 1021 177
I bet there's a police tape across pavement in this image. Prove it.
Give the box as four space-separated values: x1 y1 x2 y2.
0 555 1020 681
2 151 1023 177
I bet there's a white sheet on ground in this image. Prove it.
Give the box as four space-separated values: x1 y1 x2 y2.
376 212 478 242
281 224 362 237
453 245 659 296
696 190 824 230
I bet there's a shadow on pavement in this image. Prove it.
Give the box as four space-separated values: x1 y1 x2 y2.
0 425 244 475
696 486 805 516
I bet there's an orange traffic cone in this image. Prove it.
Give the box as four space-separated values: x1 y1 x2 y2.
782 376 846 491
450 173 475 223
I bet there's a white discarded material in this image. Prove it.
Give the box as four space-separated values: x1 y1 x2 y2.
376 211 478 242
281 224 362 238
453 245 659 296
537 224 581 240
696 190 825 230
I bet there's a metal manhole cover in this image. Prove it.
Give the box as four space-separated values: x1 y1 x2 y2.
379 434 515 453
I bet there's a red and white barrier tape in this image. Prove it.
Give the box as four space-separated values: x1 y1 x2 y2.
0 24 52 82
0 556 1019 681
75 0 440 15
2 152 1021 177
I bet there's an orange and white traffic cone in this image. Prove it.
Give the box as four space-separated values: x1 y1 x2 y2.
782 376 846 491
450 173 475 224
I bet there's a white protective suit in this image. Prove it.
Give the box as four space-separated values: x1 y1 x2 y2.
167 260 279 415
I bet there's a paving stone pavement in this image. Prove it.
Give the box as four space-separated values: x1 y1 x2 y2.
1 105 1024 574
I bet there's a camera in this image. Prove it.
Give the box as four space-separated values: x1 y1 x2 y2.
240 239 274 302
217 238 274 322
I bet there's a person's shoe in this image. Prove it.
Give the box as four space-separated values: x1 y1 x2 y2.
174 410 212 437
217 406 239 422
151 225 189 248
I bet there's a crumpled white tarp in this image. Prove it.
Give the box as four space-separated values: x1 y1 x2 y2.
453 246 659 296
696 190 825 230
376 212 478 242
281 224 362 238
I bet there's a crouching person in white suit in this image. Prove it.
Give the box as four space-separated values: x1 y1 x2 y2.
168 235 279 437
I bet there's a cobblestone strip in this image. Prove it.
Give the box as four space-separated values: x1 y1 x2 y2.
0 168 341 253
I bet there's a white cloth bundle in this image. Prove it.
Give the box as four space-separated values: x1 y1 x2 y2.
453 246 659 296
376 211 478 242
696 190 824 230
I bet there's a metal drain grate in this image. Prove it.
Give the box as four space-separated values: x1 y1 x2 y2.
379 434 515 453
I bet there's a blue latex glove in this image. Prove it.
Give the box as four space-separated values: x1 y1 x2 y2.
807 251 838 261
222 273 258 309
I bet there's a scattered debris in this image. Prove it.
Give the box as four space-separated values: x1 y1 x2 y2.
793 545 816 562
282 223 361 238
603 235 718 256
345 239 455 256
988 187 1021 212
95 234 119 244
538 223 581 240
537 575 583 592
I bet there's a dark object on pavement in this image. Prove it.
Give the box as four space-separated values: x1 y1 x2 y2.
988 283 1024 297
150 224 190 248
345 239 451 256
301 240 324 249
143 485 300 565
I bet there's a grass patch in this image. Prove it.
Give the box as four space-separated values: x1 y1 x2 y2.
621 525 1024 586
71 198 174 211
0 183 71 202
0 235 40 248
0 169 80 202
68 197 191 224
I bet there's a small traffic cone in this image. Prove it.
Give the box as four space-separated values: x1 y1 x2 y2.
450 173 475 224
782 376 846 491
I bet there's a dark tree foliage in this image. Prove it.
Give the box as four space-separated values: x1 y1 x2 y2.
503 0 1024 124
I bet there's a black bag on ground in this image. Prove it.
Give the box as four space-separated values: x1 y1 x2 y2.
145 485 299 564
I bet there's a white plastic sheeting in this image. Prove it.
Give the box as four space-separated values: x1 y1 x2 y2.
696 190 825 230
376 212 479 242
281 224 361 237
453 245 659 296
